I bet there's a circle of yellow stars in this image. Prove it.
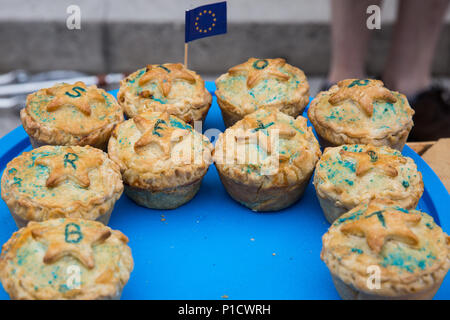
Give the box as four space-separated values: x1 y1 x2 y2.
195 10 217 33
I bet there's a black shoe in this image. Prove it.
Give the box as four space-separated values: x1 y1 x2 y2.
408 86 450 141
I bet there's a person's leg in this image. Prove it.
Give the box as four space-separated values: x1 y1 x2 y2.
328 0 382 84
382 0 450 97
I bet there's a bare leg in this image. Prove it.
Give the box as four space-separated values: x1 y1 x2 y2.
383 0 450 96
328 0 382 83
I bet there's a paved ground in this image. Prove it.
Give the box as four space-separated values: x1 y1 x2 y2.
0 0 449 75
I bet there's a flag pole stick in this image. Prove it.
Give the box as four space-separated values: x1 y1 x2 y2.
184 43 189 68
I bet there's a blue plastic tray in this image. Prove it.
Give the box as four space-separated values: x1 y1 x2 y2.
0 81 448 300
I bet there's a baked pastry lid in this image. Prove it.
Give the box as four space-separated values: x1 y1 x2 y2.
0 82 448 299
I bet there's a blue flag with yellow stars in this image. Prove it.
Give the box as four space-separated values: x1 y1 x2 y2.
185 1 227 42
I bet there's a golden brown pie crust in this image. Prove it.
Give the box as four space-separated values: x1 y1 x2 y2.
213 107 321 211
321 199 450 299
108 111 213 209
215 58 310 127
1 145 123 227
313 144 423 223
21 81 124 150
0 218 133 300
117 63 212 125
308 79 414 151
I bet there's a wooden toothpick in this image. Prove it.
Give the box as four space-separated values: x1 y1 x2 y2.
184 43 189 68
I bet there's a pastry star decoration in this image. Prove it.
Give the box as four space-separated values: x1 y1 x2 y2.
341 205 421 254
228 58 290 89
35 148 103 188
133 113 189 157
235 113 297 159
45 81 105 116
340 147 406 177
31 222 111 269
328 79 397 117
138 63 196 97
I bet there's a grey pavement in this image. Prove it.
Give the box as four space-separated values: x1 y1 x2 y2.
0 0 449 75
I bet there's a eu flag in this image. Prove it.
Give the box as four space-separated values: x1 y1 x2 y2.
185 1 227 42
